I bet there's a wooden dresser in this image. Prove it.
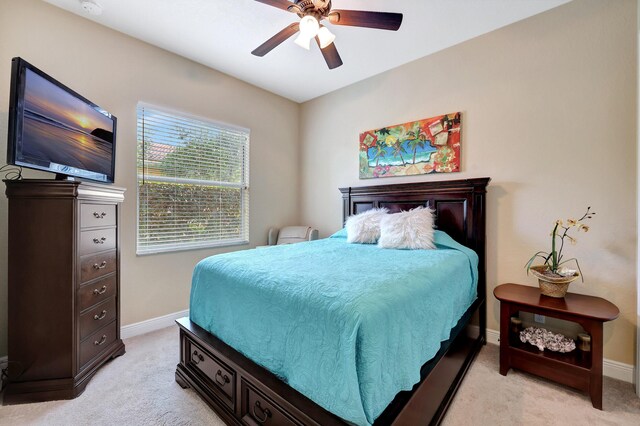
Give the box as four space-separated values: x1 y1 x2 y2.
3 179 125 404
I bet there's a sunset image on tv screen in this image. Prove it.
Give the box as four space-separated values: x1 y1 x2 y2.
18 68 114 180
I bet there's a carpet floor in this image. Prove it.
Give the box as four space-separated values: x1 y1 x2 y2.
1 326 638 425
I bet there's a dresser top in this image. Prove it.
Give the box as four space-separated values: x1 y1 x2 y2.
5 179 125 202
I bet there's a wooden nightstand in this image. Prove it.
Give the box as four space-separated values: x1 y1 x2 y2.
493 283 619 409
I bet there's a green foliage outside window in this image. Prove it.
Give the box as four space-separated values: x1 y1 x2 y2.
138 182 242 246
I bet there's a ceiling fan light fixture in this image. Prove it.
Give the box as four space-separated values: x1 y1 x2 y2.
295 16 320 51
299 15 320 38
317 26 336 49
294 33 312 50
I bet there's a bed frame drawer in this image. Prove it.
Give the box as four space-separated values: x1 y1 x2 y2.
241 380 303 426
186 339 236 409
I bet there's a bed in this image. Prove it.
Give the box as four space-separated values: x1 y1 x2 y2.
175 177 490 425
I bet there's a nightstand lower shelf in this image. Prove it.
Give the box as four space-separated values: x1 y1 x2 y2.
508 338 592 370
507 344 591 391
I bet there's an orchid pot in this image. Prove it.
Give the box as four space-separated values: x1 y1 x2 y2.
528 265 580 298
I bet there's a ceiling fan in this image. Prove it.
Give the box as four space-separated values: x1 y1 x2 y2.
251 0 403 70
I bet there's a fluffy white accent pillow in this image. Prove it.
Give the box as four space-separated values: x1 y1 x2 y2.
345 208 388 244
378 207 436 249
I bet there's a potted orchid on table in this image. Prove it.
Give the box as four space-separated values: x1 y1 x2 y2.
525 207 595 298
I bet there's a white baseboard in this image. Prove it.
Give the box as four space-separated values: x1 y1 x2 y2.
485 328 501 345
486 328 635 384
601 358 636 384
120 309 189 340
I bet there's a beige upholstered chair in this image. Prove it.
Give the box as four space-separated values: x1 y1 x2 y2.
268 226 319 245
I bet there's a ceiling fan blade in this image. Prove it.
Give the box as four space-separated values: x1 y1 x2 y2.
254 0 297 12
252 23 300 57
328 10 403 31
315 37 343 70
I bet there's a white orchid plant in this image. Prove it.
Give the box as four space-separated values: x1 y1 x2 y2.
525 207 595 281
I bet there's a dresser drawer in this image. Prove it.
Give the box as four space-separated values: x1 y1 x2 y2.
80 250 117 283
187 339 235 409
79 297 116 340
80 228 116 256
80 321 117 368
241 380 303 426
78 275 117 312
81 203 116 228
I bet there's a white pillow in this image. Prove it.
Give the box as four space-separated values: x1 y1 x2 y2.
345 208 388 244
378 207 436 249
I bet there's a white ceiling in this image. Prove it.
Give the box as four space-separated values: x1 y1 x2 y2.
43 0 570 103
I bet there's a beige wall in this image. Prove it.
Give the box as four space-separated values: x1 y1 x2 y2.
0 0 636 366
636 0 640 393
0 0 300 356
300 0 637 364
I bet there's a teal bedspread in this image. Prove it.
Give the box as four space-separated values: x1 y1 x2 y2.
190 230 478 426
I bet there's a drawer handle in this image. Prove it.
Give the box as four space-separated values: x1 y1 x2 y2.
94 310 107 320
94 335 107 346
253 400 272 424
191 350 204 365
93 237 107 244
215 369 230 387
93 261 107 270
93 285 107 295
93 212 107 219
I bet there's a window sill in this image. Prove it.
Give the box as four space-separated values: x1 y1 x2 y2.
136 239 250 256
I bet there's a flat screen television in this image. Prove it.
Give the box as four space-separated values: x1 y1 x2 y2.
7 57 117 183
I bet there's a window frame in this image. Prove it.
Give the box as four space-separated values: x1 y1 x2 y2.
136 102 250 255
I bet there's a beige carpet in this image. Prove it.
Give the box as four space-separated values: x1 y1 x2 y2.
443 346 640 426
1 326 638 425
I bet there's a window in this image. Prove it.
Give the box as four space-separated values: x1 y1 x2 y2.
137 104 249 255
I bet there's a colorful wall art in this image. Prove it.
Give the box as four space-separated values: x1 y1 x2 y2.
359 112 461 179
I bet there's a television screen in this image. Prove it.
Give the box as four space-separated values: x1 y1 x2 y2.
7 58 116 183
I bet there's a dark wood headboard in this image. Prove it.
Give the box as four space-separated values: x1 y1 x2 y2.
339 177 490 302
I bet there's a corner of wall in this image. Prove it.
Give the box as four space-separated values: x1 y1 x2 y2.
635 0 640 396
295 100 304 227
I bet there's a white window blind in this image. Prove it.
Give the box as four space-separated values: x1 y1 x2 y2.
137 105 249 255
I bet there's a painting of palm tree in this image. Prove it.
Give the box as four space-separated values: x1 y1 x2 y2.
407 137 426 164
359 112 462 179
373 144 386 166
391 139 408 166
